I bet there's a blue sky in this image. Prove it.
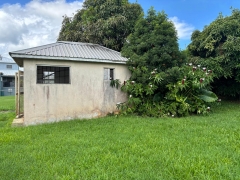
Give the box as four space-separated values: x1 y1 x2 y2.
0 0 240 58
129 0 240 49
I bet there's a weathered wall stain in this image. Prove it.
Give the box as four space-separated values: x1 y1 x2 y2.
23 60 130 125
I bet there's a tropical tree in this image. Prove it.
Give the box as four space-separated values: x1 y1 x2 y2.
188 8 240 98
118 8 218 117
58 0 143 51
122 7 182 83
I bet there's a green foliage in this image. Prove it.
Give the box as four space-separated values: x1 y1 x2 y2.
110 79 121 89
198 89 218 102
58 0 143 51
119 63 218 117
122 7 181 71
188 8 240 97
119 8 217 117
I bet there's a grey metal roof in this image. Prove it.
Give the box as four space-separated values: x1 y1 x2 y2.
0 56 15 63
9 41 127 66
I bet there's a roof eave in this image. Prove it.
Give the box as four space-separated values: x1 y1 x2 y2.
10 54 127 65
0 61 16 64
1 74 16 77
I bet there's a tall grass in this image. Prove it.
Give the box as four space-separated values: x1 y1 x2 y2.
0 99 240 179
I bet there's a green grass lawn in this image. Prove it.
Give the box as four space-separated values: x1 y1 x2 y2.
0 96 15 127
0 97 240 179
0 96 15 111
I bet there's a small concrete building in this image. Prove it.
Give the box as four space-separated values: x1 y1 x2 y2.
0 55 19 96
9 41 130 125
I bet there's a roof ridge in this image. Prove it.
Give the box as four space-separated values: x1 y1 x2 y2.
10 42 59 54
57 41 122 54
57 41 97 46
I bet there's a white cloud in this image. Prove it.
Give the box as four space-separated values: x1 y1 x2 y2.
169 16 194 40
0 0 83 58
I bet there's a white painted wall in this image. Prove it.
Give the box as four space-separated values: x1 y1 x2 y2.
23 59 130 125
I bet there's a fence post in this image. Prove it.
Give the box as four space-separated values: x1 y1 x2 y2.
15 72 18 115
17 71 20 117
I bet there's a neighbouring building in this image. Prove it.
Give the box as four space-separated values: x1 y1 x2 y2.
9 41 130 126
0 55 19 96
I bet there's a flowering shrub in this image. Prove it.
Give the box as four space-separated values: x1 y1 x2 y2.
117 64 218 117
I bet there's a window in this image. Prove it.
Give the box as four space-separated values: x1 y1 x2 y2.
104 68 114 80
6 65 12 69
37 66 70 84
3 77 15 87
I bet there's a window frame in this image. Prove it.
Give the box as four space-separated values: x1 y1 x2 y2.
104 68 115 80
6 65 12 69
36 65 70 84
2 76 15 87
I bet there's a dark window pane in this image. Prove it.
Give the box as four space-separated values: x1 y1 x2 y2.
6 65 12 69
110 69 114 80
37 66 70 84
3 77 15 87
